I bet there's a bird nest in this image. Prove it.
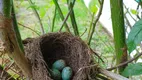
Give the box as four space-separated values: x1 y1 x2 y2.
24 32 95 80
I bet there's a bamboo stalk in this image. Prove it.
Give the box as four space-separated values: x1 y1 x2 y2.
110 0 128 73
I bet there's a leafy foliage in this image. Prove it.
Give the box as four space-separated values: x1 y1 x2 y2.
127 19 142 53
122 63 142 77
130 9 138 15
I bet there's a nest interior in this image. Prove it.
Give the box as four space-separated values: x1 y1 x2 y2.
25 32 91 80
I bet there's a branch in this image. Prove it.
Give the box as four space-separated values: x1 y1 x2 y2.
123 4 137 22
18 22 40 36
107 52 142 71
100 69 129 80
28 0 45 34
59 0 76 32
87 0 104 45
80 27 87 37
67 0 79 36
53 0 71 33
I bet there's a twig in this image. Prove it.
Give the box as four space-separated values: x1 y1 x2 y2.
80 28 87 37
28 0 45 34
67 0 79 36
59 0 76 32
136 4 141 19
53 0 71 33
107 52 142 71
18 22 40 36
139 2 142 18
98 0 101 4
59 9 72 32
90 48 104 63
76 64 98 73
100 69 129 80
87 13 95 42
124 15 132 29
87 0 104 45
123 4 137 22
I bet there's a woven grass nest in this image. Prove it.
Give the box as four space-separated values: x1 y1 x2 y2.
24 32 95 80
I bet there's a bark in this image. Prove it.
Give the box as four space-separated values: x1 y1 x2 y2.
0 0 32 78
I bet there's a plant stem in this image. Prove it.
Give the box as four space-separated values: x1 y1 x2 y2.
51 7 57 32
11 0 24 53
110 0 127 73
87 0 104 45
28 0 45 34
53 0 71 33
67 0 79 36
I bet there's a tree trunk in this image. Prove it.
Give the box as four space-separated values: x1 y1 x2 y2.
110 0 127 73
0 0 32 78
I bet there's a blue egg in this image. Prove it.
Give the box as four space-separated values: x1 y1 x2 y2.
62 67 73 80
52 59 66 70
51 68 61 80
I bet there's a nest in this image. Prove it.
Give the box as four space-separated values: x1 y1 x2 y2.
24 32 92 80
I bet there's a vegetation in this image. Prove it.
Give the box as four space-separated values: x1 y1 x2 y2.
0 0 142 79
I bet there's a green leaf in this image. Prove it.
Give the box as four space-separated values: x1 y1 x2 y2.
135 0 142 3
127 19 142 53
89 0 99 14
39 8 46 18
130 9 138 15
89 5 98 14
122 63 142 77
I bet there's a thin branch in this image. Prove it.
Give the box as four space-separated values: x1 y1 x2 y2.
98 0 101 4
90 48 104 63
59 0 76 32
18 22 40 36
124 15 132 29
28 0 45 34
67 0 79 36
107 52 142 71
80 28 87 37
87 13 95 42
53 0 71 33
123 4 137 22
100 69 129 80
87 0 104 45
59 9 72 32
139 2 142 18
